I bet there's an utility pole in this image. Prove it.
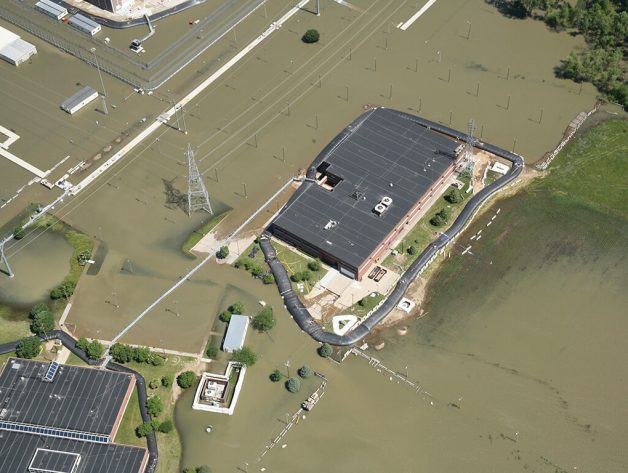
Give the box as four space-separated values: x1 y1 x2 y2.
90 48 108 115
0 241 14 278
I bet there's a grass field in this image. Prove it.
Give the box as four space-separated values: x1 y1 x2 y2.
536 119 628 219
272 241 327 294
181 212 229 257
0 307 30 344
344 292 385 318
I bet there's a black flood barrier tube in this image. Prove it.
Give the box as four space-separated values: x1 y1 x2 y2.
0 330 158 473
260 108 525 346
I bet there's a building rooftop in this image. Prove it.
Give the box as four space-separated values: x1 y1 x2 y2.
0 431 147 473
0 358 133 436
61 86 98 113
223 315 249 353
271 108 460 269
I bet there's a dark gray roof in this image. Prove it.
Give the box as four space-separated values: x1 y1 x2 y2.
0 431 146 473
0 358 133 435
272 108 459 269
61 87 98 113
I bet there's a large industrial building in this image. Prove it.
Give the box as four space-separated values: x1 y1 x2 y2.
270 108 464 280
0 26 37 66
0 358 148 473
83 0 133 14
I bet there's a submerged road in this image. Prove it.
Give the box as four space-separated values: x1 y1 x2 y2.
260 109 525 346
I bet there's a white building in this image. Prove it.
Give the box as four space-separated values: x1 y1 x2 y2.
68 14 101 36
222 315 249 353
0 26 37 66
61 86 99 114
35 0 68 20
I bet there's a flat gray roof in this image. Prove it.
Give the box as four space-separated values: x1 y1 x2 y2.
68 14 100 32
0 431 146 473
223 315 249 352
271 108 459 269
36 0 68 17
0 358 133 435
61 86 98 113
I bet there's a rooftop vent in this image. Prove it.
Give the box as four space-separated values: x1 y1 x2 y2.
381 196 393 206
324 220 338 230
373 203 387 216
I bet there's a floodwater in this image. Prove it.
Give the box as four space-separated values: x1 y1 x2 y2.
175 188 628 472
0 228 73 306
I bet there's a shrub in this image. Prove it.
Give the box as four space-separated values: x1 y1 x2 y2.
302 29 320 43
269 369 282 382
149 379 160 389
111 343 133 363
430 208 450 227
446 188 464 204
161 374 174 387
298 365 312 378
134 346 151 363
318 343 333 358
136 422 153 437
150 354 165 366
262 273 275 284
77 250 91 266
290 270 312 282
15 336 42 359
197 466 211 473
29 303 49 319
229 301 245 315
231 346 257 366
76 337 89 351
158 419 174 433
285 377 301 393
86 340 104 360
205 344 218 359
183 469 196 473
307 259 321 271
146 396 163 417
13 227 25 240
234 257 252 269
250 262 265 277
218 310 231 323
50 280 76 300
358 298 366 307
217 246 229 259
252 307 275 332
177 371 196 389
30 311 54 335
407 245 418 256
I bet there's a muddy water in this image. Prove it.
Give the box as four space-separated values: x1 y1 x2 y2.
175 190 628 472
0 228 73 306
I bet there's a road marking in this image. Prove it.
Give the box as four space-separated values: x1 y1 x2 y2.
399 0 438 31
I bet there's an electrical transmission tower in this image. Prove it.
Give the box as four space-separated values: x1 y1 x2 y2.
465 119 476 159
0 241 14 278
186 144 213 216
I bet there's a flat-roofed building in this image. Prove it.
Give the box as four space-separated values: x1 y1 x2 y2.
61 86 99 114
0 26 37 66
68 14 101 36
83 0 132 14
0 358 148 473
270 108 464 280
36 0 68 20
223 315 249 352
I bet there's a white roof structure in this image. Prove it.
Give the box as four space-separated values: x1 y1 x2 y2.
61 86 98 114
68 14 101 36
36 0 68 20
0 26 37 66
222 315 249 353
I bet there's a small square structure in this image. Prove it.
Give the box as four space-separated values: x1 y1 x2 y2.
61 87 99 115
0 26 37 66
28 448 81 473
222 315 249 353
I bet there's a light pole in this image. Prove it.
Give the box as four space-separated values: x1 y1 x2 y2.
285 360 291 378
90 48 108 115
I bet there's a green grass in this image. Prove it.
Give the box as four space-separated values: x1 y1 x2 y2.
383 175 471 271
536 119 628 219
0 306 30 344
344 292 385 318
181 212 229 257
113 355 194 473
272 242 327 294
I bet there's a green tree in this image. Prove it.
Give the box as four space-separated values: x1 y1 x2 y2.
76 337 89 351
149 379 160 389
217 246 229 259
218 310 232 323
285 377 301 393
86 340 104 360
250 262 265 277
252 307 275 332
150 354 165 366
13 227 25 240
30 311 54 335
134 346 151 363
177 371 197 389
146 396 163 417
231 346 257 366
229 301 245 314
430 208 450 227
110 343 133 363
15 336 42 359
318 343 333 358
158 419 174 433
196 466 211 473
29 303 49 319
161 374 174 387
183 469 196 473
446 188 464 204
262 273 275 284
135 422 153 437
77 250 91 266
407 245 418 256
269 369 282 382
205 344 218 358
298 365 313 378
307 259 321 271
50 281 76 300
302 28 320 43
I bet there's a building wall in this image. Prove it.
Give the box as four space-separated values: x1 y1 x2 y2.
84 0 126 13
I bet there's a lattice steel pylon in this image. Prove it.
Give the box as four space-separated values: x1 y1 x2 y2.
0 241 14 278
186 144 213 216
465 119 476 159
